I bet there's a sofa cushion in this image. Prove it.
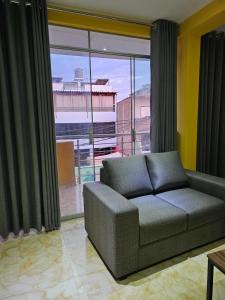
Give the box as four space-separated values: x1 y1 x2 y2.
130 195 187 245
145 151 188 192
102 155 153 198
157 188 225 229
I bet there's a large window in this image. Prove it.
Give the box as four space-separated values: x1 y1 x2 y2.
49 25 150 54
49 25 151 218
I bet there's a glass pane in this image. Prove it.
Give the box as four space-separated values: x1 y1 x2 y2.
90 53 133 178
90 31 150 55
49 25 89 49
50 49 93 217
134 58 151 153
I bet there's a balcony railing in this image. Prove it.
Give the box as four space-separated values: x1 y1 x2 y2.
56 131 151 184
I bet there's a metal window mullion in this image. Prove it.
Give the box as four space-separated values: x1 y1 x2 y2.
133 57 136 155
88 31 96 182
130 57 134 156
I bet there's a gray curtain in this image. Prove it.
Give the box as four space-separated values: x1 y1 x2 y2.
150 19 178 152
197 32 225 178
0 0 60 238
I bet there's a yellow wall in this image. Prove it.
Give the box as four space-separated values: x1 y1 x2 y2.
178 0 225 170
48 9 150 39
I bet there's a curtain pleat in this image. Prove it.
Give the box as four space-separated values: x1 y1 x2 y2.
0 0 60 238
197 32 225 178
150 19 178 153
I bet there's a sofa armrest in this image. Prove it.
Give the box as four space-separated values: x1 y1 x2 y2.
185 169 225 201
83 182 139 279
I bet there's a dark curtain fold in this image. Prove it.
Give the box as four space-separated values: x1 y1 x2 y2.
197 32 225 178
0 0 60 238
150 19 178 153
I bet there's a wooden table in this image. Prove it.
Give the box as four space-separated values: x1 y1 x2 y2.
207 250 225 300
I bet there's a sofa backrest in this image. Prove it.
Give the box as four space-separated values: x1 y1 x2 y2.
145 151 188 192
102 155 153 198
100 151 189 197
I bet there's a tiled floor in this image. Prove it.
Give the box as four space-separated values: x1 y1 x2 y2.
0 218 225 300
59 184 84 217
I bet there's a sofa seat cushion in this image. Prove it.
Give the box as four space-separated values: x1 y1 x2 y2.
157 188 225 230
102 155 153 198
145 151 188 192
130 195 187 246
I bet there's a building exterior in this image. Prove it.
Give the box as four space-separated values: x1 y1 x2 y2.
52 69 117 169
117 84 151 156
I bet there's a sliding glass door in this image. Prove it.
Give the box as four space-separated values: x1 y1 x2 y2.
91 53 133 180
51 49 94 217
134 58 151 154
49 25 150 219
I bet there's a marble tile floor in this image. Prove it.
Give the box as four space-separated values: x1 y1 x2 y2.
0 218 225 300
59 184 84 217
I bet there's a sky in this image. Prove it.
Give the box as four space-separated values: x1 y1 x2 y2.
50 54 150 101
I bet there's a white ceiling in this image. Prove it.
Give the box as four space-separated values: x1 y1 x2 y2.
47 0 212 23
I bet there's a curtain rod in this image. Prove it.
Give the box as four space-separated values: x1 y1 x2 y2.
47 4 151 27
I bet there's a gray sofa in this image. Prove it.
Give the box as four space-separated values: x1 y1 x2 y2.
83 151 225 279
